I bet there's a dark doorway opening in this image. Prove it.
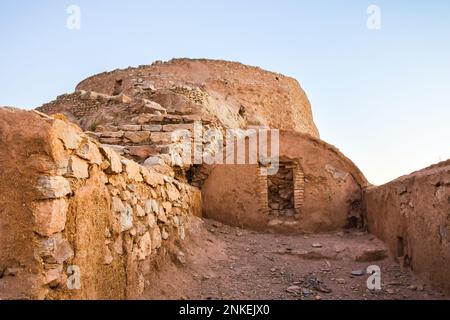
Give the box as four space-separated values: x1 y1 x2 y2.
268 162 295 217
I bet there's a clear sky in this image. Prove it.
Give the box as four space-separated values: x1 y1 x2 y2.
1 1 449 185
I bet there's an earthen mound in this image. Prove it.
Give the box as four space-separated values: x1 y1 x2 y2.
74 58 319 136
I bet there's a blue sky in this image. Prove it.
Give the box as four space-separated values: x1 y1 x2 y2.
1 1 450 185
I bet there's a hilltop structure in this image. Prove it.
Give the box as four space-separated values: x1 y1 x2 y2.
1 59 449 299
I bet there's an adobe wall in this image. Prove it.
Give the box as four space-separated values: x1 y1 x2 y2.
364 162 450 293
202 131 368 233
0 108 52 299
202 165 267 230
0 108 201 299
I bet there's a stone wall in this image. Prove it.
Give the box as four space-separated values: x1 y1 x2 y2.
0 108 201 299
364 162 450 294
37 90 221 179
267 162 306 218
267 164 295 217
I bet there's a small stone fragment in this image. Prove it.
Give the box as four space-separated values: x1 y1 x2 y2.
104 246 113 265
36 176 71 199
140 167 164 187
75 140 103 165
52 119 82 150
286 285 301 293
351 269 366 277
135 204 145 217
147 214 157 228
66 156 89 179
100 145 123 174
120 205 134 232
38 234 74 264
136 232 152 260
113 235 124 255
151 227 162 250
121 159 143 182
124 131 150 144
161 228 169 240
33 199 68 236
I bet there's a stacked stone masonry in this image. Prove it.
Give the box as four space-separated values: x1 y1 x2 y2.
37 90 224 181
268 164 295 217
264 162 305 219
0 109 201 299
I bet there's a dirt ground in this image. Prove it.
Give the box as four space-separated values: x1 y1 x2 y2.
143 219 449 300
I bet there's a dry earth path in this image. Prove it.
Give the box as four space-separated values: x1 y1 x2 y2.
144 219 449 300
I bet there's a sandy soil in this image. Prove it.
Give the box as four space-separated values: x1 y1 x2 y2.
143 219 449 300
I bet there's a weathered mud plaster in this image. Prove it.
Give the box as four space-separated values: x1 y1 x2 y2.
364 161 450 294
202 131 368 233
0 108 201 299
